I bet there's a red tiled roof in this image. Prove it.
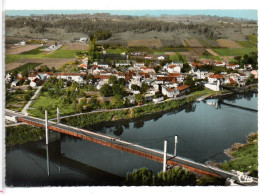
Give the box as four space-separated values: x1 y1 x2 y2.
177 84 190 91
93 75 110 79
191 63 203 67
56 73 86 76
169 73 181 77
17 77 28 80
229 78 237 84
28 74 37 77
168 64 177 68
171 77 178 84
167 88 176 92
156 76 173 82
209 74 224 79
78 64 87 68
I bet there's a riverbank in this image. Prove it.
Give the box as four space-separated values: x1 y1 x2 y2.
219 132 258 177
61 89 231 128
6 125 45 146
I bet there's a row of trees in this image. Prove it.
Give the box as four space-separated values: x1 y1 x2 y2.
233 52 258 69
125 167 197 186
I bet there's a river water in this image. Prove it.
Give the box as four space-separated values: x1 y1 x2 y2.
5 92 258 186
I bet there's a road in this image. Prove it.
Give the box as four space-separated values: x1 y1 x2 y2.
5 109 258 185
21 86 42 116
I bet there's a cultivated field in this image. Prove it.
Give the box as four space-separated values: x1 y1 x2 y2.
184 39 203 47
6 44 41 55
5 58 76 72
127 39 163 48
63 43 89 50
213 48 257 56
205 49 220 56
216 39 243 48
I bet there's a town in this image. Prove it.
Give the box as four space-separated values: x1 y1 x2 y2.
5 38 258 119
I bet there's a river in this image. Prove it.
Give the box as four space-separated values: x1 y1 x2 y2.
5 92 258 186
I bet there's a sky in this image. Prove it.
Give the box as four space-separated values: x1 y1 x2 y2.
5 10 258 20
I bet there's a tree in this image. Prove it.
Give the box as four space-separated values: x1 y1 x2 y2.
135 94 145 104
108 75 118 85
156 167 197 186
112 84 125 96
184 75 195 88
100 83 113 97
140 82 149 94
181 63 191 73
131 84 140 91
246 74 257 85
154 65 160 73
118 78 126 86
125 168 155 186
51 67 56 72
111 94 124 108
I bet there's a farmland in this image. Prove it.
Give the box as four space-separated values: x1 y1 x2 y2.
213 48 257 56
6 58 76 72
8 63 42 73
184 38 203 48
127 39 163 48
6 44 41 55
216 39 243 48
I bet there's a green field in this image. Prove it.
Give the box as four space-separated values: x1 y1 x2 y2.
6 49 81 64
105 48 127 54
169 55 182 62
213 48 257 56
220 133 258 177
8 63 42 73
248 35 257 44
237 41 256 48
28 92 77 119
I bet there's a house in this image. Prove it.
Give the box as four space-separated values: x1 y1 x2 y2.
166 64 181 73
11 80 20 87
30 78 43 88
5 73 12 83
226 64 239 69
153 97 164 103
134 62 145 68
28 73 41 81
208 74 224 84
140 67 155 74
144 94 154 102
176 85 190 96
55 73 86 84
161 86 179 98
97 63 109 69
115 62 129 67
157 56 165 60
215 61 226 67
144 55 152 59
82 57 88 64
251 70 258 79
78 63 88 69
42 44 62 51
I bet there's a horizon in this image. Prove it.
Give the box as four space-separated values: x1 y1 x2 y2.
5 9 258 21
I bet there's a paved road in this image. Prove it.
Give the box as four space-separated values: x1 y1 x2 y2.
21 86 42 116
5 109 258 185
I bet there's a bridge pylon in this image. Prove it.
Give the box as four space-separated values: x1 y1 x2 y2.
57 107 60 123
163 140 167 173
45 110 49 144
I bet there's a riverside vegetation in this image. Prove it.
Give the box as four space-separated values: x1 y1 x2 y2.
61 89 227 128
219 132 258 178
6 125 45 146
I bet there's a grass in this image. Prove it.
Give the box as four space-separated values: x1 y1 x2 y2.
6 49 81 64
237 41 256 48
169 55 182 62
188 88 229 98
28 92 77 119
212 48 257 56
220 133 258 177
105 48 127 54
248 35 257 44
20 47 44 55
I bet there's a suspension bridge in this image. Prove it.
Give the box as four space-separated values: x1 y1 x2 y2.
5 109 258 185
